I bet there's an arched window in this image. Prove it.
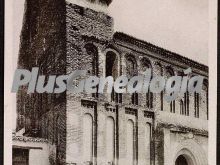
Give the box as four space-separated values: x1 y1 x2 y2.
85 43 99 76
85 44 99 76
141 58 151 73
178 71 189 116
141 58 153 108
127 120 134 165
155 62 163 111
83 114 93 162
126 56 138 105
166 67 175 113
106 117 115 164
106 51 118 78
106 51 119 102
126 56 137 77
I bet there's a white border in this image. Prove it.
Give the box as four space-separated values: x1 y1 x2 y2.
208 0 217 164
4 0 13 164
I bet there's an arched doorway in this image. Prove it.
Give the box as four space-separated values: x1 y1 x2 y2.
175 155 188 165
173 140 208 165
175 153 195 165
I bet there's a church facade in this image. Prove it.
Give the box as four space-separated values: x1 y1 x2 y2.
13 1 209 165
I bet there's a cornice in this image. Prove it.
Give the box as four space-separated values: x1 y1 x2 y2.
113 32 208 75
12 135 48 143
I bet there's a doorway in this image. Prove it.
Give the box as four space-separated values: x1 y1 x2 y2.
175 155 188 165
13 148 29 165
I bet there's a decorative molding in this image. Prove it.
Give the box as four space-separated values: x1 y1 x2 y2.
81 99 97 109
158 123 208 137
144 111 154 119
125 107 137 116
12 135 48 143
113 32 208 74
104 103 116 113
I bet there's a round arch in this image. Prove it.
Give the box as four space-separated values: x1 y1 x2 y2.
125 54 138 77
165 65 175 76
173 140 208 165
175 149 196 165
84 43 99 76
154 61 163 76
103 48 120 77
141 57 152 69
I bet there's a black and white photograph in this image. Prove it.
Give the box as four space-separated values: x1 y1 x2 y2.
4 0 218 165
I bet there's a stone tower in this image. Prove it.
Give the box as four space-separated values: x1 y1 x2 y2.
16 0 116 164
17 0 66 135
16 0 67 163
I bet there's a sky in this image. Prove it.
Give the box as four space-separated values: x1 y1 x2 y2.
10 0 208 129
14 0 208 66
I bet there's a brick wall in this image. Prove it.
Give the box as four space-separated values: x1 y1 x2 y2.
17 1 209 165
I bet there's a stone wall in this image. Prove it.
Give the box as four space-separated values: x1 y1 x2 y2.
16 0 67 163
65 3 209 165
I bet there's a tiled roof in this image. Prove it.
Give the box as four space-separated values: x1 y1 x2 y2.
12 135 48 143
